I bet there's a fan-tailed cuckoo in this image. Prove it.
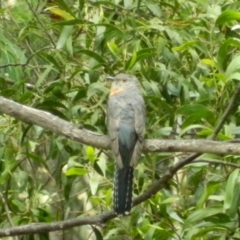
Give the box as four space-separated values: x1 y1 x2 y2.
106 73 146 215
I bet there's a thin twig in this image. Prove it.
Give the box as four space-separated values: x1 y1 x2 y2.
0 193 14 227
0 155 197 237
194 159 240 168
0 193 19 240
167 82 240 174
0 149 202 237
25 0 56 47
4 78 35 90
211 83 240 140
0 81 239 237
0 47 53 69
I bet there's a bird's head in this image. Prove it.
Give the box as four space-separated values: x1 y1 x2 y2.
107 73 140 96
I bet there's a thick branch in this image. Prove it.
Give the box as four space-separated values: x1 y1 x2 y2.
0 83 240 236
0 96 240 155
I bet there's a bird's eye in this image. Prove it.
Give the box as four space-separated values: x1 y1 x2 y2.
122 79 126 82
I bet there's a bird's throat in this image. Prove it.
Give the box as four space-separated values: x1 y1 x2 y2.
110 87 137 96
110 87 126 96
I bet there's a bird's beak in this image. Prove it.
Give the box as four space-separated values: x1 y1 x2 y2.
106 76 115 81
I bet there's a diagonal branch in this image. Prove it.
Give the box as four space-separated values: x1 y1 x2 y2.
0 154 197 237
0 47 53 69
0 146 236 238
162 82 240 178
0 84 239 237
211 83 240 140
0 212 115 237
1 146 228 237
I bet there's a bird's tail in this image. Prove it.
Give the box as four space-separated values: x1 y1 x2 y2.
113 166 134 215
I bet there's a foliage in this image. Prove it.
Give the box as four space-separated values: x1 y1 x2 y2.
1 0 240 239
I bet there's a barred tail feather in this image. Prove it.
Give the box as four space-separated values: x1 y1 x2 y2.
114 166 134 215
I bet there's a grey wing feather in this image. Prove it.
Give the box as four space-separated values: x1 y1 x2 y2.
130 95 146 166
107 97 123 168
133 95 146 137
107 93 146 168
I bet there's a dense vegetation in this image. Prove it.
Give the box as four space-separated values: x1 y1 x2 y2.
1 0 240 239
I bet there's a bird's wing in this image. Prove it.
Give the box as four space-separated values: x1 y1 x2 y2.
130 94 146 166
107 96 123 168
107 93 146 167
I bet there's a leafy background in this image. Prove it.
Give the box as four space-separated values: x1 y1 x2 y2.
1 0 240 239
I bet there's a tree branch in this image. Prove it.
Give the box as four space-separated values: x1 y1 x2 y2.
0 212 115 237
4 78 35 90
194 159 240 168
211 83 240 140
0 144 216 237
169 83 240 176
0 153 195 237
0 82 240 237
0 96 240 155
0 47 53 69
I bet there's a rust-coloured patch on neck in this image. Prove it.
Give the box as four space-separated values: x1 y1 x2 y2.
110 87 126 96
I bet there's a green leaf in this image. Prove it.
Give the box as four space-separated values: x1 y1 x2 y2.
64 176 75 201
86 146 95 163
184 208 222 227
161 197 180 204
96 23 124 36
65 167 89 176
53 0 74 16
31 208 52 222
36 65 53 88
35 104 68 120
66 35 73 55
125 51 137 70
177 104 215 127
76 49 105 64
42 53 61 70
90 1 122 8
172 41 198 52
217 38 240 71
224 169 240 212
225 56 240 81
145 1 162 18
107 41 120 58
187 225 231 239
196 182 220 209
228 183 240 219
216 10 240 26
89 172 100 195
180 124 211 137
91 226 103 240
57 26 74 49
87 82 108 100
96 156 106 176
36 100 67 110
136 48 156 61
54 19 84 26
73 88 87 103
201 59 216 68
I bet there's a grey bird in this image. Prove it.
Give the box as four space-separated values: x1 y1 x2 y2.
106 73 146 215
